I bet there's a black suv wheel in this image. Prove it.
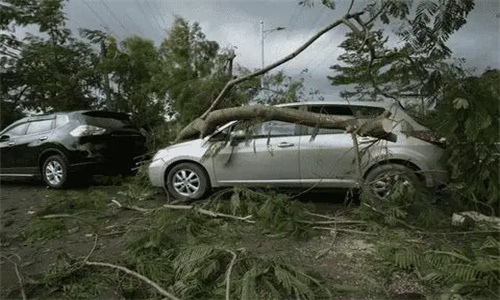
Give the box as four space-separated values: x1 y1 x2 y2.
42 155 69 188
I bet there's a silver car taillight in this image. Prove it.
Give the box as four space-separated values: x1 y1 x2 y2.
70 125 106 137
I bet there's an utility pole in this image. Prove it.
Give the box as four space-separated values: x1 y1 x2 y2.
260 20 264 71
226 49 236 77
101 26 112 110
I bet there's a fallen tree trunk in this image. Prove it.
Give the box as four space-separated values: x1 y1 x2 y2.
175 105 396 142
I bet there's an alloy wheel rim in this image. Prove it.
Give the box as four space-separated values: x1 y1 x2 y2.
45 160 63 186
371 172 411 198
172 169 200 196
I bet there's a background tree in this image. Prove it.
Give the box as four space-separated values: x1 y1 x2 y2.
1 0 101 121
328 0 474 114
158 17 254 125
101 36 166 129
254 69 323 105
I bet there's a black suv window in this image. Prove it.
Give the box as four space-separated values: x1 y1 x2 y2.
26 119 53 135
4 123 29 136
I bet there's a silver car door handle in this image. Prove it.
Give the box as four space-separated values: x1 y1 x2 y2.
8 142 15 146
277 142 295 148
39 136 48 141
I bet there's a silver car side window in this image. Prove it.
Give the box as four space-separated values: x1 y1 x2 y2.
259 121 296 136
232 120 296 137
306 105 353 135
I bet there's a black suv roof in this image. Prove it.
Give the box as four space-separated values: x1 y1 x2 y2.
2 110 131 133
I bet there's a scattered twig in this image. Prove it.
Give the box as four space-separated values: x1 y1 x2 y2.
85 261 180 300
110 199 154 213
300 220 367 225
305 212 342 220
423 230 500 235
363 202 420 230
225 250 238 300
315 224 338 260
84 234 98 262
313 227 376 236
1 254 26 300
163 204 255 223
111 199 255 223
40 213 99 231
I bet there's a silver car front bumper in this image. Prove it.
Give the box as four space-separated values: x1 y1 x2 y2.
148 158 166 187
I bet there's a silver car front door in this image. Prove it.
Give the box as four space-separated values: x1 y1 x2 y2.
212 120 301 187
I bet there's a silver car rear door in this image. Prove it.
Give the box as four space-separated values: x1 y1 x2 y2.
298 105 358 188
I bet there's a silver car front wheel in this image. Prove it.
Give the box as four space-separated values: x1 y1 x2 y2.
173 169 200 197
166 162 209 200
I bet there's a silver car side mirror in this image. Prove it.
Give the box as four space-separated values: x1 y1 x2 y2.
229 130 246 146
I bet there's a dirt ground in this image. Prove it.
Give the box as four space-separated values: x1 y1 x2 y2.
1 179 416 299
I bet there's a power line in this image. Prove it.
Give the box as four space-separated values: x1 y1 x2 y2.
136 1 164 40
285 4 300 41
144 0 166 39
309 34 338 76
82 0 122 40
99 0 128 33
83 0 107 27
151 0 170 33
124 10 145 36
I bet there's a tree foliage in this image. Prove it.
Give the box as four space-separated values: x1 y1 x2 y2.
158 17 246 125
432 70 500 207
328 0 475 112
102 36 166 128
1 0 101 115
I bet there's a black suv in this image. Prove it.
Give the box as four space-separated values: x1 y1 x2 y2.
0 111 147 188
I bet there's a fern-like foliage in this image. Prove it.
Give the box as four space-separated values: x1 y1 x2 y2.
379 233 500 299
202 187 314 239
117 187 328 299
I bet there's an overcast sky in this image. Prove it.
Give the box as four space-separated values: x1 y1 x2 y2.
60 0 500 98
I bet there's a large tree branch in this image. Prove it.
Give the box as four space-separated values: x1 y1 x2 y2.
199 11 364 120
177 105 396 142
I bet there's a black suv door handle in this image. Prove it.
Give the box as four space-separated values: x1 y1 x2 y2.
277 142 295 148
8 142 15 146
39 136 48 141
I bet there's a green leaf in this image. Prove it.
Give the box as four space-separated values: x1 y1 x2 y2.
453 97 469 110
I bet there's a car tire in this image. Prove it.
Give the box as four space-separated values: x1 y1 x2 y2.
166 162 210 201
42 155 69 189
364 163 422 199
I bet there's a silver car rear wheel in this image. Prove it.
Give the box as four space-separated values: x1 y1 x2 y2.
365 164 421 199
166 162 209 200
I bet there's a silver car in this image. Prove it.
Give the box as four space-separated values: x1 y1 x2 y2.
148 101 449 200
